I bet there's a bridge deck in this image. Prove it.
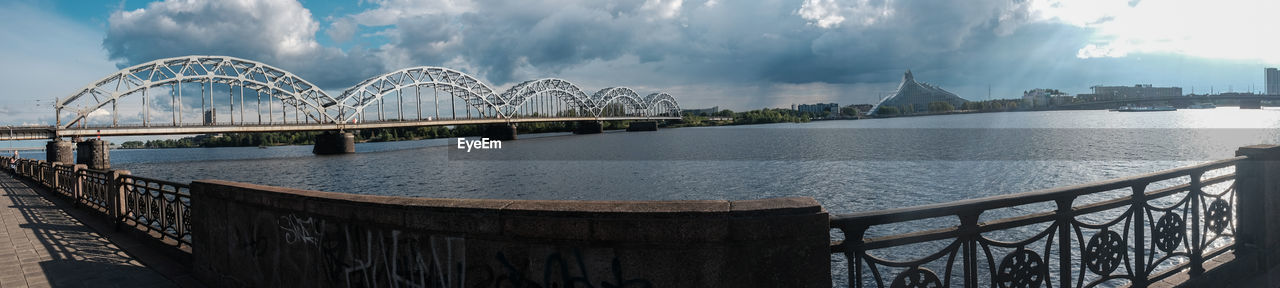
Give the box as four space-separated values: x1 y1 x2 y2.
0 171 177 287
2 117 680 140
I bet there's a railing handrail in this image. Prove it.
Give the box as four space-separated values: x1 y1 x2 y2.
832 156 1245 227
119 174 191 194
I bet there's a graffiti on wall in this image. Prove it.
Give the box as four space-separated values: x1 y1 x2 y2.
269 213 468 288
484 249 653 288
221 212 653 288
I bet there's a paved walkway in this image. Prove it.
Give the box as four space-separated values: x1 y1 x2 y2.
0 172 175 288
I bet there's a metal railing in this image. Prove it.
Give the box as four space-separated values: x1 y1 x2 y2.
120 175 192 246
77 168 113 212
1 156 191 248
830 157 1243 287
55 164 76 198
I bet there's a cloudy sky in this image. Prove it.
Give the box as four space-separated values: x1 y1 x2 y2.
1 0 1278 125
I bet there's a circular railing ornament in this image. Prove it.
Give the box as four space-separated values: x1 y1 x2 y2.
996 249 1047 288
1153 212 1186 253
1084 230 1126 275
890 267 943 288
1205 199 1232 234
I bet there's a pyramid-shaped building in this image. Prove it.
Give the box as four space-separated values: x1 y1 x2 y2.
871 70 968 115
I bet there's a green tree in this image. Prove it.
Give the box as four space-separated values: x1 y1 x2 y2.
120 141 144 149
840 106 858 117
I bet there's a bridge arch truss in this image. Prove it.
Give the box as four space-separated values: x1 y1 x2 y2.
56 56 339 129
54 55 684 134
335 66 504 123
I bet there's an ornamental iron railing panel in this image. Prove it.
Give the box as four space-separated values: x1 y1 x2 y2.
830 157 1242 288
55 164 76 199
75 168 114 213
120 174 192 247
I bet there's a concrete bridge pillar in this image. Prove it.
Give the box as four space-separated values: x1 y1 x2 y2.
626 121 659 132
1240 99 1263 109
75 139 110 170
574 121 603 134
46 140 74 164
313 132 355 155
482 124 517 141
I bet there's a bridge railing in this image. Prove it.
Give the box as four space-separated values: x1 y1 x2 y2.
0 157 191 249
827 145 1280 287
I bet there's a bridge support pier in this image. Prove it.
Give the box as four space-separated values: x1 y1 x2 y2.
75 139 110 170
46 140 74 164
313 132 355 155
482 124 517 141
573 121 603 134
1241 99 1263 109
626 121 658 132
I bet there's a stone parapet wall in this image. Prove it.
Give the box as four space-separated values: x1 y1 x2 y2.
191 180 831 287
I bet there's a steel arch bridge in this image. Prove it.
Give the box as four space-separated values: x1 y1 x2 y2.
57 56 340 129
38 55 681 138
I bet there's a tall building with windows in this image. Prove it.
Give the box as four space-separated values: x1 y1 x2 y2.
1267 68 1279 95
1089 84 1182 101
796 103 838 114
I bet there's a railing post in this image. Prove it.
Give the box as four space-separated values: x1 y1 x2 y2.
959 212 980 288
842 225 868 288
1189 170 1205 276
50 163 60 194
73 165 85 209
1055 197 1075 288
112 170 131 231
1132 183 1149 287
45 162 54 188
36 161 46 187
1235 144 1280 278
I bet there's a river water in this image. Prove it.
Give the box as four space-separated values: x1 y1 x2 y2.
20 107 1280 286
88 108 1279 214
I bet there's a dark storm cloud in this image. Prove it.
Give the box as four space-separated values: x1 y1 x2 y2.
99 0 1139 104
102 0 385 89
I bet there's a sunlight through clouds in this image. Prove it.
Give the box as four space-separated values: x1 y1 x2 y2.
1032 0 1280 63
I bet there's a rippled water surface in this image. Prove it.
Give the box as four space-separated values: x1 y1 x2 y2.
76 108 1280 215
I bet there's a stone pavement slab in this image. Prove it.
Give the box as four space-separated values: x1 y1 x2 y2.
0 172 175 288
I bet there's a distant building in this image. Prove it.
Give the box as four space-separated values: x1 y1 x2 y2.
796 103 839 115
1022 89 1072 107
203 110 216 126
871 70 968 115
1050 95 1076 106
1089 84 1182 101
681 106 719 116
1267 68 1279 95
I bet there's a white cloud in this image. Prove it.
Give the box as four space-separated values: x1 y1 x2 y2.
107 0 322 59
642 0 684 19
327 18 358 43
103 0 385 88
796 0 895 29
346 0 474 27
796 0 845 28
1032 0 1280 64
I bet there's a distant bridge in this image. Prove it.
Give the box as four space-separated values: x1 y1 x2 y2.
39 55 681 140
1 116 674 140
